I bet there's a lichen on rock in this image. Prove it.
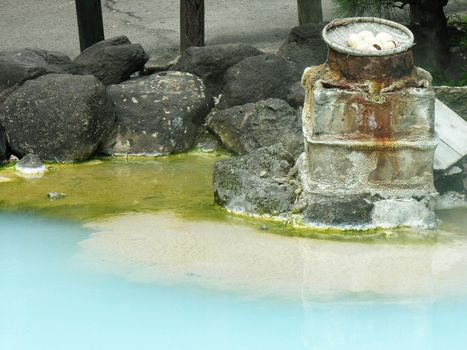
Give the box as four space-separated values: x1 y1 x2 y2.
101 71 214 156
0 74 115 162
207 98 303 158
213 144 299 216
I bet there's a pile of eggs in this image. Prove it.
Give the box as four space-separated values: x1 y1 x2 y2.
346 31 398 51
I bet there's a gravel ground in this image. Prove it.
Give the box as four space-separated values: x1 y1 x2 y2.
0 0 465 59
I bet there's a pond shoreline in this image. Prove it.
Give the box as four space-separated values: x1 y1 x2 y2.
74 211 467 301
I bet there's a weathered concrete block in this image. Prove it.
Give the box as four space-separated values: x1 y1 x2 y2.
301 193 376 227
299 43 439 229
304 86 435 139
297 153 437 229
302 138 437 196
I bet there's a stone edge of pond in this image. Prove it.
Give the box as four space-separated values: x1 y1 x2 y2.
213 203 446 244
0 151 456 244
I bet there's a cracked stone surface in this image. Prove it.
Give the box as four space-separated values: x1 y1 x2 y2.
101 71 213 156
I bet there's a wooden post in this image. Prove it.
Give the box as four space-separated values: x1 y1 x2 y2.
75 0 105 52
297 0 323 25
180 0 205 52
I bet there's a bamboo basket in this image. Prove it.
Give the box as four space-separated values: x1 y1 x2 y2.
322 17 414 57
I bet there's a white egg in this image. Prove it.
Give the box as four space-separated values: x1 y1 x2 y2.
355 42 371 51
347 35 363 48
365 36 382 45
347 33 361 42
347 40 362 49
376 32 393 42
358 30 375 40
380 40 398 50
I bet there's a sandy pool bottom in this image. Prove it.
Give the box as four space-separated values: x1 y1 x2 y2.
75 211 467 301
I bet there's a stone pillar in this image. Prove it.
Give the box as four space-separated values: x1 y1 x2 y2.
299 46 438 229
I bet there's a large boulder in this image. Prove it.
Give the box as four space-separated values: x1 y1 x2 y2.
213 144 298 215
74 36 149 86
0 48 77 91
277 23 328 70
0 74 115 161
101 71 213 156
207 98 303 157
174 44 263 96
218 54 302 109
0 125 6 161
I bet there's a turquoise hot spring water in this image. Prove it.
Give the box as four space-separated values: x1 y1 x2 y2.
0 155 466 350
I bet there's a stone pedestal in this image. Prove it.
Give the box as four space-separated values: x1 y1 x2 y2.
300 49 438 229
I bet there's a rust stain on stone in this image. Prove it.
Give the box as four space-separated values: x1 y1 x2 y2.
350 94 394 139
301 56 426 191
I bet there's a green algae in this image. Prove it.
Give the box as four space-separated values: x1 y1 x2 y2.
0 152 465 243
0 153 226 222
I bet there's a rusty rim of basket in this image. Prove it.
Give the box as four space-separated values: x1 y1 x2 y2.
322 17 415 57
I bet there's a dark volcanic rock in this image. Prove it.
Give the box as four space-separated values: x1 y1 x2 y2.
218 54 302 109
194 126 224 153
286 81 305 109
434 155 467 197
207 98 303 157
101 71 213 156
0 74 115 161
74 36 149 85
0 48 77 91
277 23 328 70
213 144 298 215
174 44 263 96
143 48 179 74
0 125 6 161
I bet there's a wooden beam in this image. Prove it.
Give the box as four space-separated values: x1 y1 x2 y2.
297 0 323 25
180 0 205 52
75 0 105 51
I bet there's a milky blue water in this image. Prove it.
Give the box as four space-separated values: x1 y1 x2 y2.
1 212 467 350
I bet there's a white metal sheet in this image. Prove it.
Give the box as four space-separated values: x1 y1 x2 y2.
434 99 467 170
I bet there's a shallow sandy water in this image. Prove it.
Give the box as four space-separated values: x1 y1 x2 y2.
2 153 467 349
76 211 467 300
1 154 466 300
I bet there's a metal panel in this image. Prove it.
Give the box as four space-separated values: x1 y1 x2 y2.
434 99 467 170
